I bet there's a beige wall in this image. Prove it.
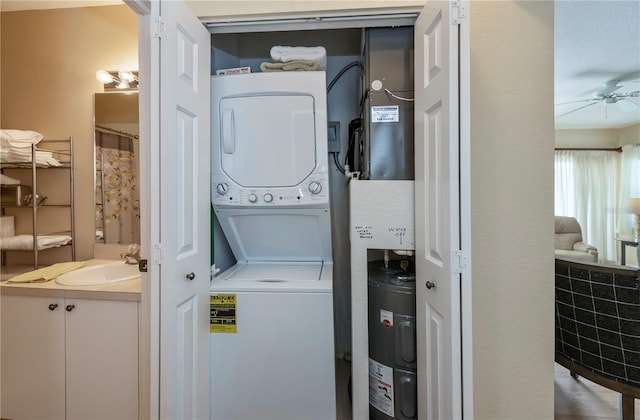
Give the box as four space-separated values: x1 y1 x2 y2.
555 123 640 148
555 128 619 148
618 123 640 146
0 5 138 263
470 2 555 418
1 1 557 418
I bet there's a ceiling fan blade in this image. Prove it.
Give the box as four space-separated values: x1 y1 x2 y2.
619 90 640 99
555 101 598 119
616 98 640 112
596 79 623 96
555 98 594 106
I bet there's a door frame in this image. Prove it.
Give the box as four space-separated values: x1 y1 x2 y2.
131 1 473 418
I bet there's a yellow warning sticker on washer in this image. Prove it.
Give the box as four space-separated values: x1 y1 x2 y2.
210 294 237 333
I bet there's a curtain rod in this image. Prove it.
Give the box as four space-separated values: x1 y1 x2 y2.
555 147 622 152
95 125 139 140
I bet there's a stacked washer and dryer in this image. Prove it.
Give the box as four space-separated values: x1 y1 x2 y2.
210 72 336 419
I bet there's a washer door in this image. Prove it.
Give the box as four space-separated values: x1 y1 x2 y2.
219 94 316 188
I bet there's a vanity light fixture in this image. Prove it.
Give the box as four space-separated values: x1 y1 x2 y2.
95 70 139 91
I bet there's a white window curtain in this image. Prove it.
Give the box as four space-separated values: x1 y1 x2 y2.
618 143 640 236
554 150 619 263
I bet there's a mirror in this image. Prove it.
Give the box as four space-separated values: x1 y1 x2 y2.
94 92 140 245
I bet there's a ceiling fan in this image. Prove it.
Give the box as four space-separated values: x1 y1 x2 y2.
555 79 640 119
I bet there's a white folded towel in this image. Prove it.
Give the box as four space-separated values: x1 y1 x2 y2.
0 174 20 185
260 60 320 72
270 46 327 70
0 148 61 167
0 129 43 148
0 234 72 250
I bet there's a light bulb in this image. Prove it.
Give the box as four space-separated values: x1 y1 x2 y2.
96 70 114 84
118 71 137 83
116 81 130 89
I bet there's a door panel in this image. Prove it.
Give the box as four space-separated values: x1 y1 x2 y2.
414 2 462 419
155 1 211 418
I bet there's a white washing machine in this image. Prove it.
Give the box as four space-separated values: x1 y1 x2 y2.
210 72 336 419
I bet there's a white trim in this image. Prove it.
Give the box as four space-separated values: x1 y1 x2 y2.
123 0 151 16
458 3 474 417
206 12 418 33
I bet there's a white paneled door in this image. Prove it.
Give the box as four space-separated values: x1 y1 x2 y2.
152 0 211 418
414 2 467 419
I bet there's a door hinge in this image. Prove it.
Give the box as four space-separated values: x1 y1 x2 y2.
152 16 165 38
453 250 468 274
451 1 468 25
151 243 164 265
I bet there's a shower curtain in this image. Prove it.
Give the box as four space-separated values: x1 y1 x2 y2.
95 131 140 244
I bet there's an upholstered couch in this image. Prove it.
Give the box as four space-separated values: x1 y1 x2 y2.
555 216 598 263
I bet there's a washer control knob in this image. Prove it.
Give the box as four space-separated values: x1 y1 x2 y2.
308 181 322 194
263 193 273 203
216 183 229 195
248 193 258 203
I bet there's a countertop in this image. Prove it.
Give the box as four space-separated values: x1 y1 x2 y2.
1 259 141 302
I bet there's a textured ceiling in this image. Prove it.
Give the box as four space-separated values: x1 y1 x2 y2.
554 1 640 129
3 0 639 130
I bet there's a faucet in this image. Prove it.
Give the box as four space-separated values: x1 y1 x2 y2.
120 243 141 265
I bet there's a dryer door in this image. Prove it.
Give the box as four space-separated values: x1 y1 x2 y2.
219 94 317 188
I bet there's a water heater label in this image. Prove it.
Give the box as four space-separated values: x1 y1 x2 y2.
210 294 237 333
371 105 399 122
380 309 393 328
369 358 395 416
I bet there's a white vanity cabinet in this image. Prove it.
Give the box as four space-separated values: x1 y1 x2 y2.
1 294 139 420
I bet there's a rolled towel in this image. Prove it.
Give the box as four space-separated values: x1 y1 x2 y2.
260 60 320 72
0 129 43 148
270 46 327 70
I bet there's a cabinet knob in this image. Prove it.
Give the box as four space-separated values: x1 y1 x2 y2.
65 304 75 312
186 272 196 281
48 303 58 311
425 281 436 290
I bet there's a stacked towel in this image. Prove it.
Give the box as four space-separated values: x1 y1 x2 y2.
260 60 320 72
260 46 327 72
0 129 43 148
0 145 62 166
0 129 61 166
0 234 72 250
270 46 327 70
0 174 20 185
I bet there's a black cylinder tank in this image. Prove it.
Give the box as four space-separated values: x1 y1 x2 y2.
368 259 417 420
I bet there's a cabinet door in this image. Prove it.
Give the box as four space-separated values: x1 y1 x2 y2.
1 295 66 419
65 299 139 420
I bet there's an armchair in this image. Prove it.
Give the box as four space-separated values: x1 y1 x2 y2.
554 216 598 263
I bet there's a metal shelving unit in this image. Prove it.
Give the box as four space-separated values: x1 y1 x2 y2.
0 137 75 268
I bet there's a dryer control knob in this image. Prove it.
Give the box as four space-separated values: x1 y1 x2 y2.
248 193 258 203
216 183 229 195
263 193 273 203
308 181 322 194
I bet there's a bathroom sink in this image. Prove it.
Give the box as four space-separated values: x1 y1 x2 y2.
56 261 141 286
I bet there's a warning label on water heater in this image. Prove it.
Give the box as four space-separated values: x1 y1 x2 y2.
371 105 399 122
369 358 394 416
210 294 237 333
